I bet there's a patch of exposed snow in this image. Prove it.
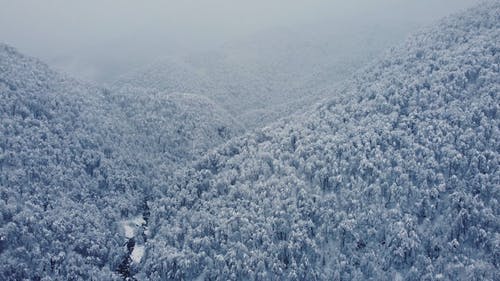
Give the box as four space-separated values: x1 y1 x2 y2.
123 224 134 238
120 216 146 238
131 216 146 226
131 245 145 263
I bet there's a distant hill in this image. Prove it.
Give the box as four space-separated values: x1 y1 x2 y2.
112 22 416 129
113 88 243 164
141 2 499 280
0 43 241 280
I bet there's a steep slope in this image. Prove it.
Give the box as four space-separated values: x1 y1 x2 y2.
0 44 241 280
113 88 243 164
142 2 499 280
112 22 416 129
0 43 130 280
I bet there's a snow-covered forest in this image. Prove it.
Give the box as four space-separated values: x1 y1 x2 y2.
0 1 498 280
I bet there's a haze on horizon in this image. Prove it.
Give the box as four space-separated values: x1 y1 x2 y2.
0 0 481 83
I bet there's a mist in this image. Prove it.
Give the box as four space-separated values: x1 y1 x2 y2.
0 0 480 83
1 1 498 280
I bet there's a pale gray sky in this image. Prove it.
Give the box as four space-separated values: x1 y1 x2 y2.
0 0 481 83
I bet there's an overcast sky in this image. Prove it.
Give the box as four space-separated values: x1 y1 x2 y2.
0 0 481 83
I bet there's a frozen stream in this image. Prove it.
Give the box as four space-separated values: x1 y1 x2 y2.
117 201 150 280
121 216 146 263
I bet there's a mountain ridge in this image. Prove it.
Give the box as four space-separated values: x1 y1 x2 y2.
0 42 242 280
141 2 499 280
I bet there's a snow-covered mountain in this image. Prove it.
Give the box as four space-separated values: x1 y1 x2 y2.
0 1 498 280
0 43 131 280
140 2 499 280
112 22 416 129
113 87 243 164
0 44 240 280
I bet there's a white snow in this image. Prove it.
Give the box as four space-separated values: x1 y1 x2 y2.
131 245 145 263
120 216 146 238
123 224 134 238
131 216 146 226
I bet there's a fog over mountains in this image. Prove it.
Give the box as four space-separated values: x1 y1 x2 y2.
141 3 499 279
0 0 480 83
112 22 416 128
0 1 498 280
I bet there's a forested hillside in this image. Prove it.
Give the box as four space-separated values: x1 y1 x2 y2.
0 44 240 280
0 1 498 281
112 22 415 128
141 2 499 280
